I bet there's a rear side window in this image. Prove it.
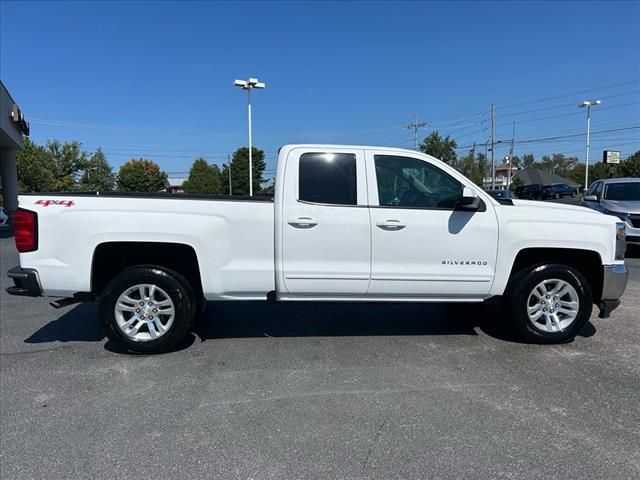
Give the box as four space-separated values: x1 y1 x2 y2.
299 152 357 205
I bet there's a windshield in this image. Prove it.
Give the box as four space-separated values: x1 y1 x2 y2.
604 182 640 201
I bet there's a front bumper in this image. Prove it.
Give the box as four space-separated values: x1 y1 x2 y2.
597 264 628 318
6 266 43 297
622 218 639 245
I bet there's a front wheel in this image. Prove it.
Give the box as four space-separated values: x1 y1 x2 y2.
99 266 195 353
506 264 592 344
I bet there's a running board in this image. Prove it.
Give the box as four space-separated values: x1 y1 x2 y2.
49 293 94 309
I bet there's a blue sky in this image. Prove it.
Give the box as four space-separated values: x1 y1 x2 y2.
1 0 639 179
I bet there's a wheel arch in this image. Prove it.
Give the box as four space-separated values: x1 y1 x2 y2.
508 247 604 301
91 241 203 299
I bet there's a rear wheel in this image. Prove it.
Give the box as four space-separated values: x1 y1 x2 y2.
506 263 592 343
99 266 195 353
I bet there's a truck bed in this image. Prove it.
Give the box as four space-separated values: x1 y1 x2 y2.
16 192 275 299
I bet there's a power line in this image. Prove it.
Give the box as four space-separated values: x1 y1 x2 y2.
514 126 639 145
29 118 242 137
454 125 640 150
497 89 640 120
496 79 639 111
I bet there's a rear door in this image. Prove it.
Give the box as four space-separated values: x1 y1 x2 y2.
365 150 499 298
279 147 371 296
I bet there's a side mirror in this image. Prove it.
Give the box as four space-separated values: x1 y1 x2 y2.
460 186 481 210
583 195 598 202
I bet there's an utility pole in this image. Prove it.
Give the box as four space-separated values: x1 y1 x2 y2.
492 104 497 189
406 114 427 150
471 141 477 184
227 154 232 195
507 122 515 190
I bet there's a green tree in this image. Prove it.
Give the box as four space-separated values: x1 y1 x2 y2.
419 131 457 165
261 178 275 194
46 140 87 191
539 153 578 178
510 175 524 189
521 153 536 169
621 151 640 177
16 137 56 192
117 158 168 192
586 162 610 185
182 158 221 194
220 147 266 195
455 150 483 186
78 148 115 191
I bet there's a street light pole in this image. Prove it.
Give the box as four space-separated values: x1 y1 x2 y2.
490 103 496 190
579 99 601 190
234 77 266 196
247 87 252 196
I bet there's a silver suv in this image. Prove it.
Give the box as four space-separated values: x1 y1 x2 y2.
581 178 640 245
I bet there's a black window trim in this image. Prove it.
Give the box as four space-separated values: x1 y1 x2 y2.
371 154 481 212
296 198 366 208
297 151 359 207
369 199 487 212
292 151 488 212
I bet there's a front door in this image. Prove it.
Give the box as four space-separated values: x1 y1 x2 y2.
365 151 499 298
279 148 370 296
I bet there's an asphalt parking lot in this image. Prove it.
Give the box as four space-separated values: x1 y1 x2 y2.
1 235 639 480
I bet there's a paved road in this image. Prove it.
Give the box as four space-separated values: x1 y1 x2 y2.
1 237 639 480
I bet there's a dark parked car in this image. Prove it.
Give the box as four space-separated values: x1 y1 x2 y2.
485 189 518 200
514 184 543 199
541 183 577 200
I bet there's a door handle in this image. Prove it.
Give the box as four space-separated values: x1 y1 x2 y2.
376 219 406 231
288 216 318 228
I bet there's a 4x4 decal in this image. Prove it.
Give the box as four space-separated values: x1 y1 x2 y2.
35 199 75 207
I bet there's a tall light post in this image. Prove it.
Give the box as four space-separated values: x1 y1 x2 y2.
234 77 266 196
578 99 601 190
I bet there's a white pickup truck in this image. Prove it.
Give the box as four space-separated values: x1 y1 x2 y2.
7 144 629 353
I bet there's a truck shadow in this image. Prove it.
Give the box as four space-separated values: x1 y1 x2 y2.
195 300 596 344
24 299 596 353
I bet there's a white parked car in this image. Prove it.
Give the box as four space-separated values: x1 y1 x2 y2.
7 145 629 353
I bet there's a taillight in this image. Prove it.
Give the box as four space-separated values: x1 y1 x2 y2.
14 208 38 252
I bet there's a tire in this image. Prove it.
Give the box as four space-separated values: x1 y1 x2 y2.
99 266 195 354
505 263 592 344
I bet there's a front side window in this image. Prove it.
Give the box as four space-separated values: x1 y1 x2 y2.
374 155 461 209
593 182 604 199
299 152 357 205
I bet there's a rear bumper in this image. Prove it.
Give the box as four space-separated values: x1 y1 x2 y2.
597 264 628 318
6 266 43 297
